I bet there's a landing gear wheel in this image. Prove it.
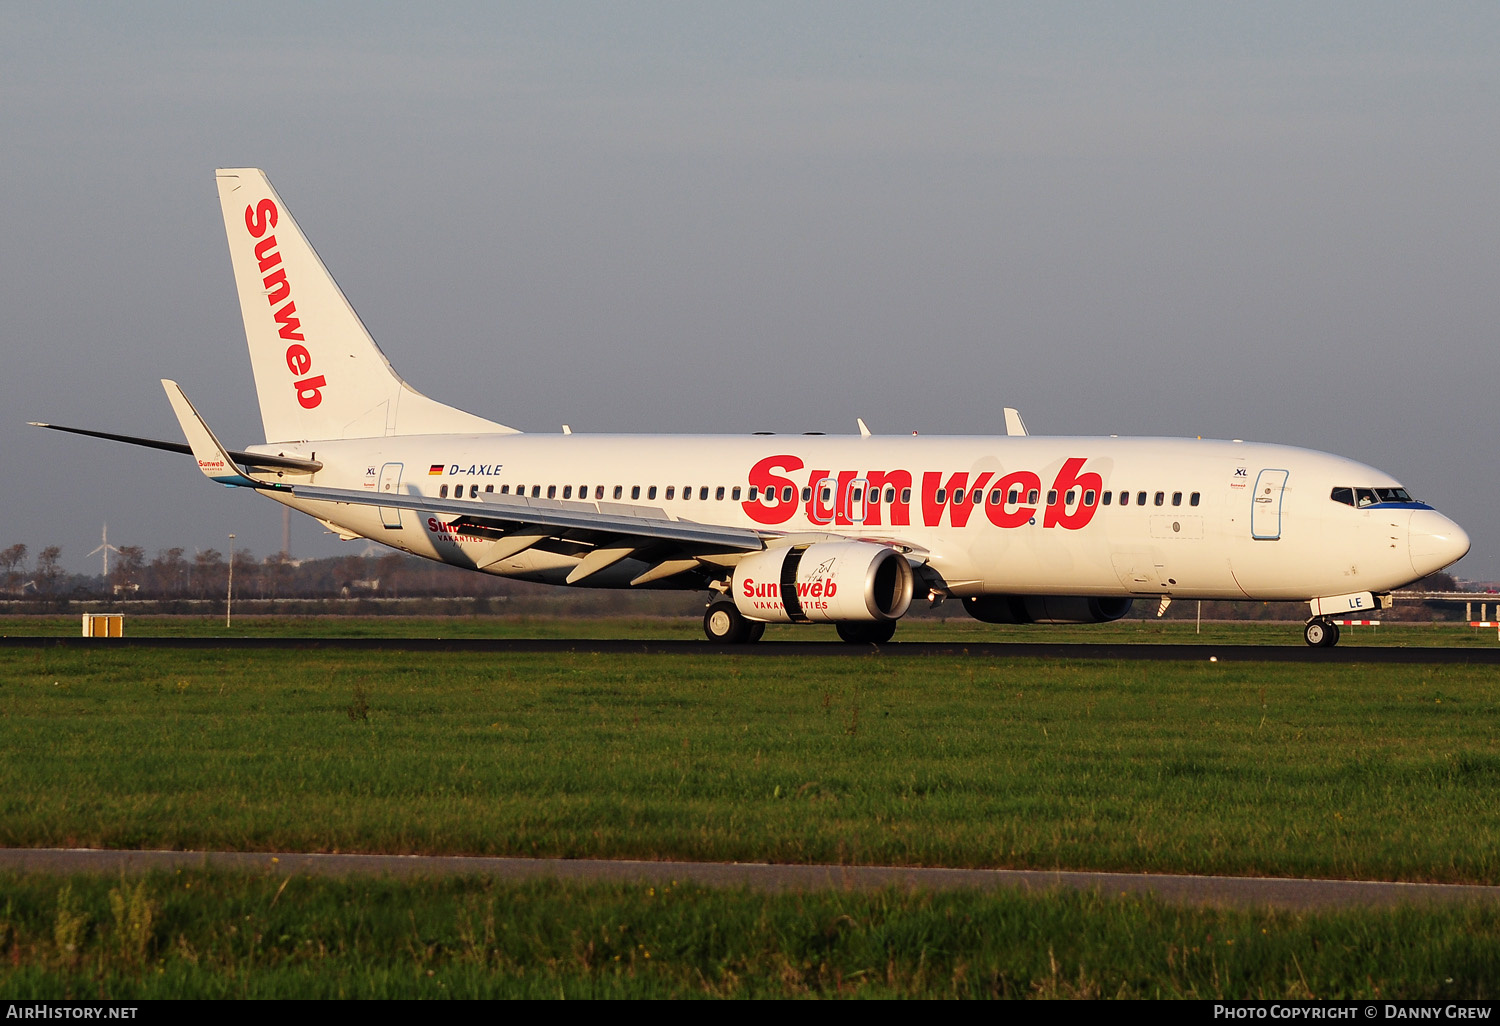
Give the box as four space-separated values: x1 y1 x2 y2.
704 602 751 644
1304 618 1340 648
746 621 767 643
836 621 898 645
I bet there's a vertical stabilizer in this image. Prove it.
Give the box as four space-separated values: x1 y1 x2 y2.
215 168 517 442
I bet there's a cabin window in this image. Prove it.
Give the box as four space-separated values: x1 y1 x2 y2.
821 486 832 503
608 485 619 499
951 489 963 504
732 486 741 501
885 488 896 503
971 489 982 504
648 486 658 500
485 485 493 493
1190 492 1200 506
1101 490 1111 506
700 487 709 500
1047 490 1057 505
683 486 692 501
935 489 947 504
1028 489 1039 504
1083 489 1095 506
1065 490 1076 505
802 487 812 502
665 486 675 500
716 486 726 500
1172 491 1182 506
1008 489 1020 505
592 485 601 500
471 485 479 498
748 486 758 501
901 488 912 504
783 486 796 503
562 485 572 499
501 485 510 494
1136 491 1147 506
547 485 556 499
1119 491 1129 506
989 489 1003 505
1154 491 1164 506
439 484 449 498
631 485 641 500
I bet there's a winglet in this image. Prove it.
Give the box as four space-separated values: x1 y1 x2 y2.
161 380 264 487
1003 408 1028 437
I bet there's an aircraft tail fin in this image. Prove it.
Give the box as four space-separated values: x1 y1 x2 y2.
214 168 518 443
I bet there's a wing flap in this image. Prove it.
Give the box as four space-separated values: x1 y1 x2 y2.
289 484 767 553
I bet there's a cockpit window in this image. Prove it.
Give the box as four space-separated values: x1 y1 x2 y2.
1335 486 1416 507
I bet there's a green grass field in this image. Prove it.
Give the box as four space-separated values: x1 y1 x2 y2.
3 637 1498 997
3 872 1496 999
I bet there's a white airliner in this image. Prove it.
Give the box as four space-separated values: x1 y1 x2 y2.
35 168 1471 647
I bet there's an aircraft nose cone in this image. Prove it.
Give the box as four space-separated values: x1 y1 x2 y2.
1409 509 1470 577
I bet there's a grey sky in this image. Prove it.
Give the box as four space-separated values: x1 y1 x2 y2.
4 2 1497 580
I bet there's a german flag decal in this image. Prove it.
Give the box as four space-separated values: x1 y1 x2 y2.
429 464 444 476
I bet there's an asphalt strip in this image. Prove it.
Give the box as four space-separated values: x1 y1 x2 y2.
1 849 1496 910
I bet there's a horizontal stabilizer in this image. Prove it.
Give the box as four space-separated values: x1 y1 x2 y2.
29 423 321 472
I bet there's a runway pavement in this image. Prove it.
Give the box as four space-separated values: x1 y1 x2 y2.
4 636 1500 662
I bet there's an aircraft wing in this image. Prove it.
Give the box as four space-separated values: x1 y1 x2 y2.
288 484 769 585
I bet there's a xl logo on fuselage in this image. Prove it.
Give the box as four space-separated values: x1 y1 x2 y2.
244 198 325 411
742 455 1101 531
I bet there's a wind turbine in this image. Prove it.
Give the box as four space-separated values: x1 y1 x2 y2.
88 523 123 579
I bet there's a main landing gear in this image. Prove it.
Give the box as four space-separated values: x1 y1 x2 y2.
703 602 765 644
701 602 897 645
1303 617 1341 648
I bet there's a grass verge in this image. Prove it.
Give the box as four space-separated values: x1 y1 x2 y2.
2 871 1497 998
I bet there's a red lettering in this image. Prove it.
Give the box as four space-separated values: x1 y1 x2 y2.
245 199 278 238
805 470 833 524
743 455 803 526
864 470 911 527
285 344 312 375
921 471 987 527
831 470 859 526
262 268 290 305
272 301 305 342
294 375 326 409
1043 458 1102 530
986 470 1041 528
254 235 282 273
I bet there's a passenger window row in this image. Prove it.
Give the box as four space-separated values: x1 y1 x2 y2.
1100 490 1200 508
432 480 1204 510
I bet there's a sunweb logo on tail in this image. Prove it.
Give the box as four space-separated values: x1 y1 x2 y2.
244 199 325 410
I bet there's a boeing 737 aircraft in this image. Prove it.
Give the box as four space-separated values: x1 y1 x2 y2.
34 169 1471 646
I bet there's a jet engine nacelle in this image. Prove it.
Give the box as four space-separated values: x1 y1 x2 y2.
962 594 1134 625
733 542 914 624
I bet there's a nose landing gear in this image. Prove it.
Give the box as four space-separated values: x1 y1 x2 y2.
1303 617 1341 648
